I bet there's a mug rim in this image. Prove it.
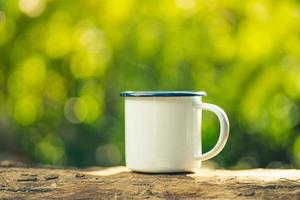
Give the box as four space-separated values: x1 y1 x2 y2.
120 91 207 97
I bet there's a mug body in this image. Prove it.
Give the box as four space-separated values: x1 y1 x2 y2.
124 96 202 173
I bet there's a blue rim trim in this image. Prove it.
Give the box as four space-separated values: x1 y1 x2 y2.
120 91 207 97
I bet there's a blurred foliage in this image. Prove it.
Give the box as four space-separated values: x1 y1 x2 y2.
0 0 300 168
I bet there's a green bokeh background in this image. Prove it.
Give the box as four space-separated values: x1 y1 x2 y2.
0 0 300 168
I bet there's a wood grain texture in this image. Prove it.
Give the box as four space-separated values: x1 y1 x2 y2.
0 161 300 199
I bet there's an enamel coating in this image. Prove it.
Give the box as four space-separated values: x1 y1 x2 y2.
124 97 202 173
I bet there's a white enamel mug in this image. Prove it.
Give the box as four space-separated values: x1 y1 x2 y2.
120 91 229 173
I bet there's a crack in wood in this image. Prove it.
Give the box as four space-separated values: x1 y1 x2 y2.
0 187 53 193
16 177 38 182
44 174 59 180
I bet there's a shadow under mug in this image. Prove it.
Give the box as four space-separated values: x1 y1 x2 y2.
120 91 229 173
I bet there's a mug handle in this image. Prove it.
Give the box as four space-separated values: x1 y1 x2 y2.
193 101 230 161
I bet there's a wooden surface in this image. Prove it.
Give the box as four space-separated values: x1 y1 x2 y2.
0 161 300 199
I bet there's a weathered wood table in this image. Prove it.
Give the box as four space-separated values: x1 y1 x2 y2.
0 161 300 199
